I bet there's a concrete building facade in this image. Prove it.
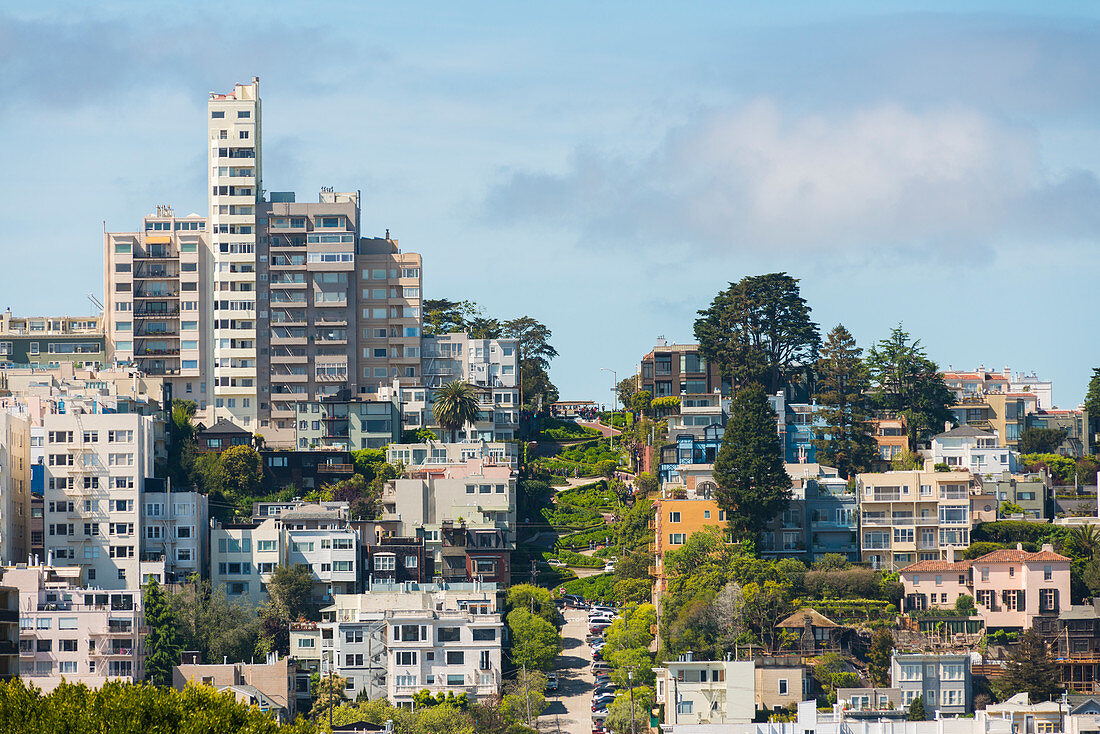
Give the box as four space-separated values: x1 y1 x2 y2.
104 206 210 412
856 470 976 570
0 312 105 370
41 412 161 587
9 565 144 691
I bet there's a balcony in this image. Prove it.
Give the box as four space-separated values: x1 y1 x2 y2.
134 248 173 260
134 307 179 318
134 289 180 299
317 464 353 474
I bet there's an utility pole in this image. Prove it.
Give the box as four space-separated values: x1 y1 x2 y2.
628 668 636 734
523 662 533 726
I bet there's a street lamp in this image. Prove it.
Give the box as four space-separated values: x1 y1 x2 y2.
600 368 617 450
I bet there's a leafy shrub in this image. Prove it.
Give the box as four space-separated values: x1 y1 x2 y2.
560 572 616 602
802 568 881 599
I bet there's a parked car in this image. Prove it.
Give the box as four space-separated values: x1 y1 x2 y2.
592 709 609 721
591 604 616 614
591 662 612 673
594 674 612 686
592 649 603 661
562 594 585 607
547 559 566 568
546 672 559 692
603 563 616 573
589 623 612 635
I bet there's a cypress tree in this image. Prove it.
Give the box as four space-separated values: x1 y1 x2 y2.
143 578 181 687
713 383 791 538
1000 629 1062 701
812 324 878 479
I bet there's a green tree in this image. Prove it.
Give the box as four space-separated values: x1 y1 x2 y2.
314 673 350 722
617 377 639 411
501 668 547 725
630 390 652 416
1085 368 1100 420
220 444 263 501
812 324 877 479
167 576 260 665
503 316 559 413
713 384 791 537
258 564 317 656
868 628 893 687
506 584 564 628
0 678 315 733
999 629 1061 701
694 272 820 394
604 685 653 734
423 298 479 336
1019 428 1069 455
432 380 481 441
909 695 926 721
1000 501 1026 517
866 325 955 447
166 399 199 489
143 579 181 687
506 608 562 671
466 316 503 339
1069 524 1100 561
596 459 619 479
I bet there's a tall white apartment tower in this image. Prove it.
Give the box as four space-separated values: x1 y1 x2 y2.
207 78 262 428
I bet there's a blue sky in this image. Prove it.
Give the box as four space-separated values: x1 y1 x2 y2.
3 1 1100 407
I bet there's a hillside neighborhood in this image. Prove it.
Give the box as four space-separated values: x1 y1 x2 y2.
2 58 1100 734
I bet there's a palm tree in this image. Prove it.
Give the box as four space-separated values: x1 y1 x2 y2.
433 380 481 442
1069 524 1100 561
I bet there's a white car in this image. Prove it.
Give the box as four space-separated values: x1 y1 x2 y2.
547 559 566 568
603 563 616 573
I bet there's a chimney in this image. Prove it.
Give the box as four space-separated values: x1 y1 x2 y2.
1003 366 1011 379
945 421 952 433
978 365 986 379
1017 543 1023 551
1042 543 1054 554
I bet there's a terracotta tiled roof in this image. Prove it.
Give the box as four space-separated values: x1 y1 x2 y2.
900 559 971 573
973 548 1070 564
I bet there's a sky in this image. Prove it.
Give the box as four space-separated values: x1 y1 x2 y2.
3 1 1100 407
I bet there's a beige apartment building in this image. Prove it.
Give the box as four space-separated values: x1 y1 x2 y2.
857 470 976 570
9 564 144 690
0 411 31 565
103 206 210 412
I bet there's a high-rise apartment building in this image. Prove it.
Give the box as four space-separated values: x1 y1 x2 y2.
208 78 262 429
101 78 426 446
104 207 210 409
354 237 423 396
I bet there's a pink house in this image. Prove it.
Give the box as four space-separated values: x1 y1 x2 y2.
900 559 972 613
971 544 1069 629
900 543 1070 629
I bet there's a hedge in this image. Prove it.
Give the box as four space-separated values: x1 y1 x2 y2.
545 549 603 568
799 598 896 622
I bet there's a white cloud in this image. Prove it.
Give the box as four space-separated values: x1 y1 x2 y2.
485 98 1100 255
